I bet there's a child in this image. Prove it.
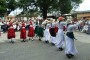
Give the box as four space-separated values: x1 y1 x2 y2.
7 22 15 43
28 21 35 41
20 23 26 42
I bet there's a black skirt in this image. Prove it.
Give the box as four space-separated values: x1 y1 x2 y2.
49 28 56 37
66 32 75 39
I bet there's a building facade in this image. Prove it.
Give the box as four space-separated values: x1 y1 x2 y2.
75 11 90 20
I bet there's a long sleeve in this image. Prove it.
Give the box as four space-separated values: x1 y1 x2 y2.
73 20 85 28
58 22 67 29
67 20 85 32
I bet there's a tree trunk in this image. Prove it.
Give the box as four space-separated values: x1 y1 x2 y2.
42 8 47 20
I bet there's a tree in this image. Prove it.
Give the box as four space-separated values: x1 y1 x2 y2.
6 0 18 14
17 0 37 17
58 0 82 15
36 0 58 19
0 0 7 16
35 0 82 19
58 0 72 15
17 0 83 19
0 0 18 16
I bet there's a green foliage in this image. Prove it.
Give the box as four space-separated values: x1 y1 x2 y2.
72 0 82 4
35 0 59 19
15 0 83 18
17 0 38 17
6 0 18 14
58 0 72 14
36 0 58 11
17 0 34 8
0 0 18 16
0 0 7 16
0 0 83 17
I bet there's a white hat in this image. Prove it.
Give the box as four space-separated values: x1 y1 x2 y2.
66 19 72 24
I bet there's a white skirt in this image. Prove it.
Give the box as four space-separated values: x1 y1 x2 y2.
65 36 78 55
50 36 56 44
55 29 65 48
44 29 51 41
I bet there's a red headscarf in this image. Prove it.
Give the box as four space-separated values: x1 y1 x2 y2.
30 21 33 25
58 16 64 21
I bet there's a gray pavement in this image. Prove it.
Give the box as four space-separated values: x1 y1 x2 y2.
0 32 90 60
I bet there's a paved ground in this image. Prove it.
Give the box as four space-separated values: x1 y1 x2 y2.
0 32 90 60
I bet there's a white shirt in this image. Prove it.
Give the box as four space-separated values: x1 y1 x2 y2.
67 21 83 32
13 25 16 29
57 22 67 30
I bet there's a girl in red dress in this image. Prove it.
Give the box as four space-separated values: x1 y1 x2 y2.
7 22 15 43
20 23 26 42
28 21 35 41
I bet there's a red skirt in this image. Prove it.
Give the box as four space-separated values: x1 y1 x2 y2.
7 28 15 39
20 28 26 39
28 27 35 37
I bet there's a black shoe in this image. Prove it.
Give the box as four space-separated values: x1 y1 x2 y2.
66 54 71 58
59 47 64 51
21 40 26 42
66 54 73 58
39 39 41 41
69 54 74 57
29 38 30 40
45 41 49 43
31 39 34 41
11 40 14 43
51 43 55 46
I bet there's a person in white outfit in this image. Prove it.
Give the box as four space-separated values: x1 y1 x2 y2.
49 19 57 46
81 23 88 33
65 19 86 58
55 16 66 51
44 22 51 43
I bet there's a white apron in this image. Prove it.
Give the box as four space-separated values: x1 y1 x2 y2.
55 29 65 48
44 29 51 41
65 36 78 55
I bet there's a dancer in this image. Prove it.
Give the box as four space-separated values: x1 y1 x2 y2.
7 22 15 43
44 21 51 43
55 16 66 51
49 19 56 46
65 18 86 58
20 22 26 42
28 21 35 41
37 25 44 41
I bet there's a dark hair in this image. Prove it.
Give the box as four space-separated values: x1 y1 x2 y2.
83 17 86 19
59 20 61 24
67 23 71 27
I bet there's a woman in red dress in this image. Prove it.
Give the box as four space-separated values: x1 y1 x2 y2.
20 23 26 42
28 21 35 41
7 22 15 43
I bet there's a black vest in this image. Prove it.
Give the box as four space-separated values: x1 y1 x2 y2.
49 23 56 37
